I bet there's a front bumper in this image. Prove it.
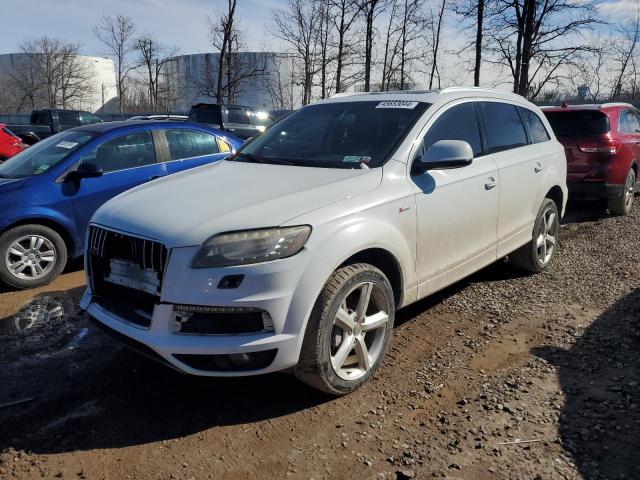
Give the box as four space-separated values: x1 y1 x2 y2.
83 247 329 377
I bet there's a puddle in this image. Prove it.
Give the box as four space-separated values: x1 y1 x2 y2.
0 295 77 336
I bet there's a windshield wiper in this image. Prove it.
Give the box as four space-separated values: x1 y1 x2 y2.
230 153 296 166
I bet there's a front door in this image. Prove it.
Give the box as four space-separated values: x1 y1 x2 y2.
65 130 166 251
412 101 500 298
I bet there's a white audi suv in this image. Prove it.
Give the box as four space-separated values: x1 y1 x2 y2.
82 87 567 395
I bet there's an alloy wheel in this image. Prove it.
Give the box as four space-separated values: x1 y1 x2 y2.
624 171 635 211
5 235 57 280
330 281 390 381
535 206 558 266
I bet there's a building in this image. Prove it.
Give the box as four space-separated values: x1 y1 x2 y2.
0 53 117 113
164 52 300 111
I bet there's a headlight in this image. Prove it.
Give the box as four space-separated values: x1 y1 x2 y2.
190 226 311 268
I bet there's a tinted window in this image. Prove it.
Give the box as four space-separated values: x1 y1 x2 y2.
165 129 219 160
0 131 96 178
227 108 250 124
189 108 222 125
519 108 551 143
80 131 155 173
479 102 527 153
58 111 77 127
543 110 610 137
31 111 49 125
79 113 102 125
231 101 430 169
620 110 640 133
420 103 482 157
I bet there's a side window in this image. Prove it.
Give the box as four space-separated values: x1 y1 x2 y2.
479 102 528 153
419 102 483 158
58 111 77 128
165 129 219 160
216 138 231 153
79 113 102 125
620 110 640 133
519 108 551 144
80 131 156 173
227 108 251 125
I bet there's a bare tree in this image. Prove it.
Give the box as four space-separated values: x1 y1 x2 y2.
611 9 640 100
427 0 447 89
135 34 177 109
356 0 390 92
209 0 238 102
453 0 493 86
488 0 601 98
332 0 364 93
265 55 296 109
272 0 323 105
94 15 137 112
16 37 92 110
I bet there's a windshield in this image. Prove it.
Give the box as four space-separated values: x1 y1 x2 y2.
544 110 610 137
229 100 429 169
0 131 97 179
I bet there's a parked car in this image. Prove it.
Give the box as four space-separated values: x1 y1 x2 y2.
8 109 103 146
0 124 26 161
0 121 242 289
126 115 188 122
542 103 639 215
83 88 567 395
188 103 273 139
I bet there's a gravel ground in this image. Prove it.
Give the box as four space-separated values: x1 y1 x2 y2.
0 199 639 480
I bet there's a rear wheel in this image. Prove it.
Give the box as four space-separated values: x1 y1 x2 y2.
608 169 636 216
295 263 395 395
509 198 559 273
0 225 67 289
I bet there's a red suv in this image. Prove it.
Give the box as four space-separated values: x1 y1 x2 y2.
0 124 25 161
542 103 639 215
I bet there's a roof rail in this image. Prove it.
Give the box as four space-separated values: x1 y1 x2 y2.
600 102 634 108
440 86 526 100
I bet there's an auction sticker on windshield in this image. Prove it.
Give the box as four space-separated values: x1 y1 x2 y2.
376 100 419 109
56 141 79 149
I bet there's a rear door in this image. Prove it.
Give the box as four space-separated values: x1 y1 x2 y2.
478 102 540 256
619 109 640 165
161 128 228 174
67 129 167 246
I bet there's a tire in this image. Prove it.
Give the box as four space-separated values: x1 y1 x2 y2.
0 224 68 289
294 263 395 395
608 169 636 216
509 198 560 273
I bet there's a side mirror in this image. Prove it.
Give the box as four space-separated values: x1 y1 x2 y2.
65 162 103 182
413 140 474 174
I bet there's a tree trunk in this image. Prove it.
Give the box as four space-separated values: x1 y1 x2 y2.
429 0 446 90
474 0 484 87
517 0 536 97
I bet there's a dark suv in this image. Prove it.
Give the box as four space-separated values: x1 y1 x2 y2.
188 104 273 140
542 103 639 215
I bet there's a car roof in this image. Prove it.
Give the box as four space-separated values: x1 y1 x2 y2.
322 86 534 107
541 103 634 113
69 120 215 133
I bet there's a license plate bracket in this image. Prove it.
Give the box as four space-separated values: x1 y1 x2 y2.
105 259 161 296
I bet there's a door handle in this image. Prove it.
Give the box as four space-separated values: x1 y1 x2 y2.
534 162 543 173
485 177 497 190
227 127 236 132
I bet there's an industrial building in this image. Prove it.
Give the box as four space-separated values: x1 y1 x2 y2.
0 53 117 113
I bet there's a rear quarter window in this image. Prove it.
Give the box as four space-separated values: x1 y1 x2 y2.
518 108 551 144
543 110 610 137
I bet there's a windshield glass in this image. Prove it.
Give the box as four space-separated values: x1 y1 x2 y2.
0 131 97 179
544 110 610 137
229 100 429 168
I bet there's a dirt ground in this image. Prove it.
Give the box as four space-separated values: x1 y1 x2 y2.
1 200 639 480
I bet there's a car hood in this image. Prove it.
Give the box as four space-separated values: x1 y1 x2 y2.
93 160 382 248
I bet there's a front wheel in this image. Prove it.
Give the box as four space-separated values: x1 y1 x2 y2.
609 169 636 216
0 225 68 289
295 263 395 395
509 198 560 273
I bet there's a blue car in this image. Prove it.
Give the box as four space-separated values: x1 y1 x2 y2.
0 121 242 289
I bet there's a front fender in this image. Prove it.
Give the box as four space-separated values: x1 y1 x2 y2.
0 207 78 255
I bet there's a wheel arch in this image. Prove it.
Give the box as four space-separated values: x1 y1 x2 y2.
338 247 404 308
2 217 76 257
545 185 564 213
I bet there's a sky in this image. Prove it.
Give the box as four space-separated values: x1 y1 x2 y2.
0 0 634 60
